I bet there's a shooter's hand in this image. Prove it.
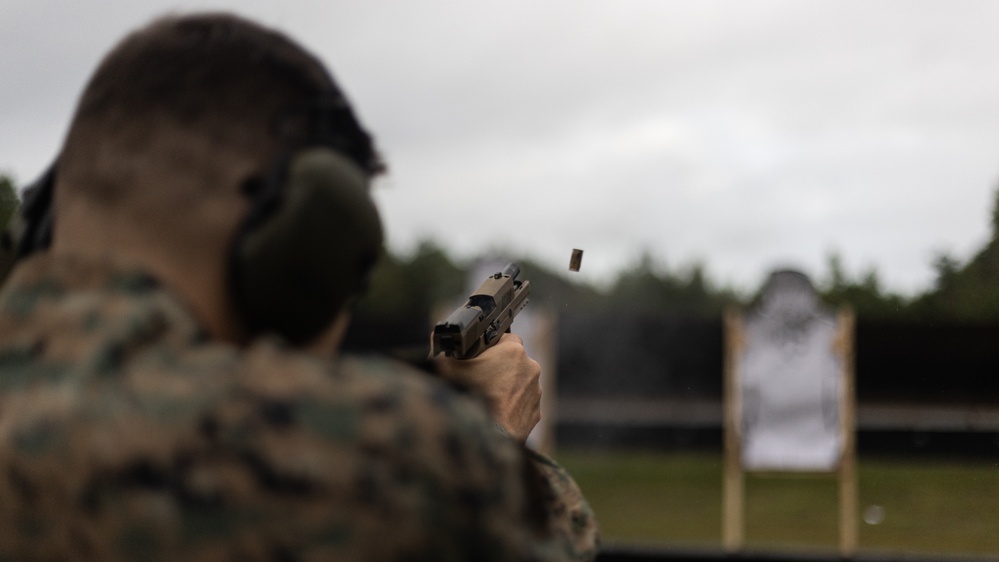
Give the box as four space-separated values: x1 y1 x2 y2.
434 333 541 444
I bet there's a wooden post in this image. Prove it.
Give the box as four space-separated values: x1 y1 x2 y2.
837 307 858 557
722 308 744 553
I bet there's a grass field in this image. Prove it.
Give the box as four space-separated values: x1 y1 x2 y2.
555 449 999 558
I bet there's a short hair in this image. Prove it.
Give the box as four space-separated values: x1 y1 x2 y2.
59 13 383 187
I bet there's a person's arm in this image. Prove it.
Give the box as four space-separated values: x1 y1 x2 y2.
433 335 599 559
526 448 601 561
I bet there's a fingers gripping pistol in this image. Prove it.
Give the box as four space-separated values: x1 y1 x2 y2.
431 263 530 360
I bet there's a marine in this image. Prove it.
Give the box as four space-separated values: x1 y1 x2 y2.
0 12 598 561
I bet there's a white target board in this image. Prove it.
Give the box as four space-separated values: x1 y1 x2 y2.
735 271 845 471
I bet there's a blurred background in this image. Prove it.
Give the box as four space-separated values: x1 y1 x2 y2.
4 1 999 559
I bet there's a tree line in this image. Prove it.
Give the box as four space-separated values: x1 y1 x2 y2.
359 188 999 324
3 172 999 323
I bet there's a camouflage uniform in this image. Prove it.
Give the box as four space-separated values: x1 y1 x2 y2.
0 254 598 561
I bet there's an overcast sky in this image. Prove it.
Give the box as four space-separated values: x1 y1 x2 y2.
3 1 999 295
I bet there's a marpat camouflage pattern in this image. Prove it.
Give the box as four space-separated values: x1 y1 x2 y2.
0 254 598 561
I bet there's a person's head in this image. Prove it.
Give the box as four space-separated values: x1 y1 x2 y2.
50 13 384 345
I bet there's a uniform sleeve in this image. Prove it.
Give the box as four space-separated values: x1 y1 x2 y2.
491 421 600 560
524 449 600 561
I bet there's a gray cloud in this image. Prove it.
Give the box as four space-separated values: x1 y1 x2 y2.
3 0 999 294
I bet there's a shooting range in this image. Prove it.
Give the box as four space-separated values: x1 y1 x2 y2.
19 3 999 560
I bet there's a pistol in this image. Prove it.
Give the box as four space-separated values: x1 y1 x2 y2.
431 263 530 359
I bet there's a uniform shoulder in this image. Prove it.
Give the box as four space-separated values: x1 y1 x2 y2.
232 344 511 461
235 345 477 415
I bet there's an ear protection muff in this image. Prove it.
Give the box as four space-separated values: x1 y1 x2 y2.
229 147 383 345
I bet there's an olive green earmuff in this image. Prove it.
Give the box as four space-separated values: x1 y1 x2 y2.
230 147 383 344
